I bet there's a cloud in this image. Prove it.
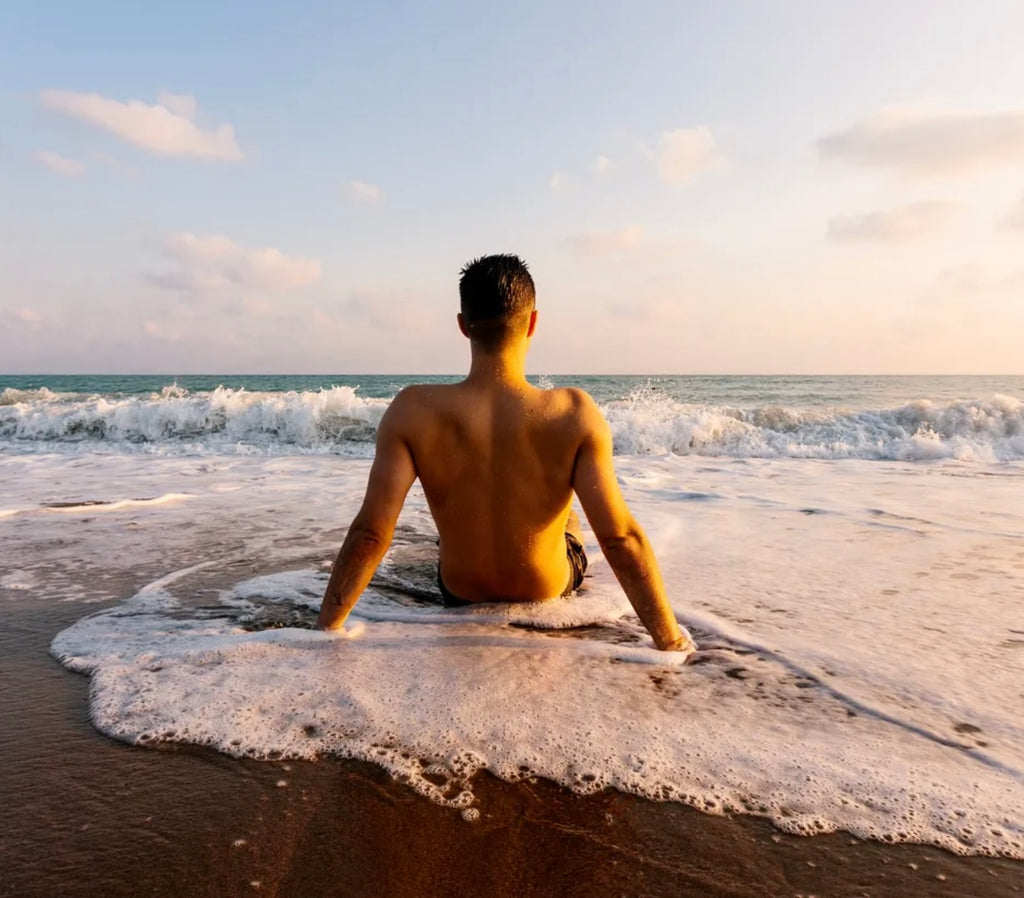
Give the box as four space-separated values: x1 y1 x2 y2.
999 196 1024 230
656 126 723 186
826 201 964 243
565 226 646 256
347 180 382 203
549 171 567 191
817 104 1024 178
148 233 322 292
40 89 243 161
590 155 611 174
34 149 86 177
156 91 198 120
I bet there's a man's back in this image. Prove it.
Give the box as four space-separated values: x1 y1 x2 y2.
317 253 692 652
391 381 587 602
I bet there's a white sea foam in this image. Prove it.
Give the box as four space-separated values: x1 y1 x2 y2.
0 385 388 455
2 385 1022 460
603 391 1024 461
50 562 1024 858
0 386 61 405
36 450 1024 859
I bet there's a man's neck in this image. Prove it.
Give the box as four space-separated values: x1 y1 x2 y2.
466 345 530 389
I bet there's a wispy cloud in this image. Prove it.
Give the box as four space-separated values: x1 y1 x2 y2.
656 126 723 186
34 149 86 177
347 180 382 203
40 90 243 161
148 233 322 292
826 201 964 243
555 127 721 191
818 104 1024 178
155 91 197 119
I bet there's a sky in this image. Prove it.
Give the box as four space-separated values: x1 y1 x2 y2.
2 0 1024 375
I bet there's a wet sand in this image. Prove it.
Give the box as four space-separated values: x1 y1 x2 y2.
2 452 1021 898
2 596 1022 898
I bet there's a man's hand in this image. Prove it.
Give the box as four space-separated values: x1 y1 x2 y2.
660 629 698 655
317 618 367 638
317 587 351 631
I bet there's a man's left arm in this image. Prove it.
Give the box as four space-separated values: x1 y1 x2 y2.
317 400 417 631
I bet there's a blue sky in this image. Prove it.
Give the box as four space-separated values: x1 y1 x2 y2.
3 0 1024 373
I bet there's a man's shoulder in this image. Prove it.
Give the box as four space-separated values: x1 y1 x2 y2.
381 385 430 422
538 387 605 434
542 385 600 414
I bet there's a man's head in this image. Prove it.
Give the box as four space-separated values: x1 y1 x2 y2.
458 254 536 352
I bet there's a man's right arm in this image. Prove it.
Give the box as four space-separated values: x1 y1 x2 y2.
570 392 695 653
317 394 417 632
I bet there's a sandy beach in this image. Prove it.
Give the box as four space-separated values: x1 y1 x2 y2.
2 444 1022 898
2 602 1021 898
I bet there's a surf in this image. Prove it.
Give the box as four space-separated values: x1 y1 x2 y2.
4 383 1023 460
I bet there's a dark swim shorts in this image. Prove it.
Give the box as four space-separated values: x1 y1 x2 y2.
437 532 589 608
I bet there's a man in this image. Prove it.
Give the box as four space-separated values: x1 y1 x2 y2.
317 254 694 653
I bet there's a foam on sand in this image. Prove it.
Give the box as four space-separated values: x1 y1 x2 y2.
53 556 1024 859
10 448 1019 859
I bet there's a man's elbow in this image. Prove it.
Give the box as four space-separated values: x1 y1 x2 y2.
597 522 646 567
346 518 392 552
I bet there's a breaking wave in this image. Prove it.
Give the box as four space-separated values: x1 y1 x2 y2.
2 385 1022 461
0 385 387 456
603 390 1024 461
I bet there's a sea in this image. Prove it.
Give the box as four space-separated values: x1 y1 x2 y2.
2 374 1024 459
2 374 1022 858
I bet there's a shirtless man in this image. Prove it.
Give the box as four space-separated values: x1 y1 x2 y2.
317 254 694 653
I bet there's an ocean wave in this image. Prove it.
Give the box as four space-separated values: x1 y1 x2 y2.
605 390 1024 461
0 385 387 455
1 384 1022 461
0 386 63 406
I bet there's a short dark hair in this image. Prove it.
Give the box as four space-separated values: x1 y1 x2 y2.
458 254 536 350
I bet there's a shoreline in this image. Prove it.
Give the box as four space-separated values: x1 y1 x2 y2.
3 449 1022 897
2 603 1021 898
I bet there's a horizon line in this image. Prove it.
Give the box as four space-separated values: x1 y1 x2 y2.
2 372 1023 379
